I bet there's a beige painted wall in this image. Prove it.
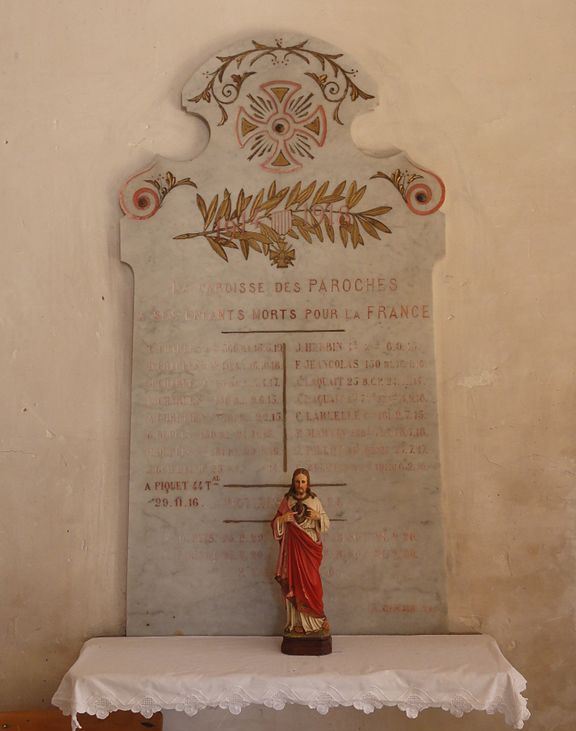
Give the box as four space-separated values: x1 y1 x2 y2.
1 1 574 729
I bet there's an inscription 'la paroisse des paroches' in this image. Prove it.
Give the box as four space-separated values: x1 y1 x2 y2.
120 34 447 635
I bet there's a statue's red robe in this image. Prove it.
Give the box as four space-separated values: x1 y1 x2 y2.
272 497 325 620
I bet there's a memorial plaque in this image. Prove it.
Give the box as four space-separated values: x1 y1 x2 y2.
121 34 447 635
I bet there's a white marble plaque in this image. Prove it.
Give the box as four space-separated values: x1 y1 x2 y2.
121 34 447 635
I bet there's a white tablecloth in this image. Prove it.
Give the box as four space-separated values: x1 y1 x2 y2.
52 635 529 729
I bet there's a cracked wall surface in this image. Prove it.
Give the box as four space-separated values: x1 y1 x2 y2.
1 2 575 730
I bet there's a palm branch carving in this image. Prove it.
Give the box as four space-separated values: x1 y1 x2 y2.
174 178 392 268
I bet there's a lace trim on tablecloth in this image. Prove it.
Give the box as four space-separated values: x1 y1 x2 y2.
53 681 530 730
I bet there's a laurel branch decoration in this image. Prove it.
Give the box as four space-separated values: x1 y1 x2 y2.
187 38 374 126
173 178 392 268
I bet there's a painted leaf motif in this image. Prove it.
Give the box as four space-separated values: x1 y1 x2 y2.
362 206 392 216
359 218 380 239
259 222 282 244
297 181 316 205
196 194 208 223
222 243 239 251
325 219 335 242
205 195 219 227
292 216 312 243
237 231 268 244
310 220 324 242
351 220 363 248
250 189 265 219
207 237 228 261
233 189 245 220
349 185 366 208
370 218 392 234
260 187 289 213
345 181 357 207
285 182 302 209
313 181 329 205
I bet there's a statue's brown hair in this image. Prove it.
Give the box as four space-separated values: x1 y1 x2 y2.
286 467 316 499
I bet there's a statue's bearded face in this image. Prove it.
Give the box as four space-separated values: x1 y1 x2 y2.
293 473 309 499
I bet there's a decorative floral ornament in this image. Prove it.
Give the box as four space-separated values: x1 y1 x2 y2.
236 81 327 173
119 167 196 220
371 167 445 216
186 39 375 127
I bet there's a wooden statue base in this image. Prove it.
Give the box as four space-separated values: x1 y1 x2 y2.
281 635 332 656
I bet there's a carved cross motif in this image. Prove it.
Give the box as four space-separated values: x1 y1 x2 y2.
236 81 327 173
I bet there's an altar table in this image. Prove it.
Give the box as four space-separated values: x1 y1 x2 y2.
52 635 529 729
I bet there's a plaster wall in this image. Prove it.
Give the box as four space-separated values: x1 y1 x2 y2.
1 2 574 730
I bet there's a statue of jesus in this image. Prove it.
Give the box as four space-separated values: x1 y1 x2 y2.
272 468 332 655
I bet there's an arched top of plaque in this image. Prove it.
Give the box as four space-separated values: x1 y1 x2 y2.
182 34 377 154
120 33 445 268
